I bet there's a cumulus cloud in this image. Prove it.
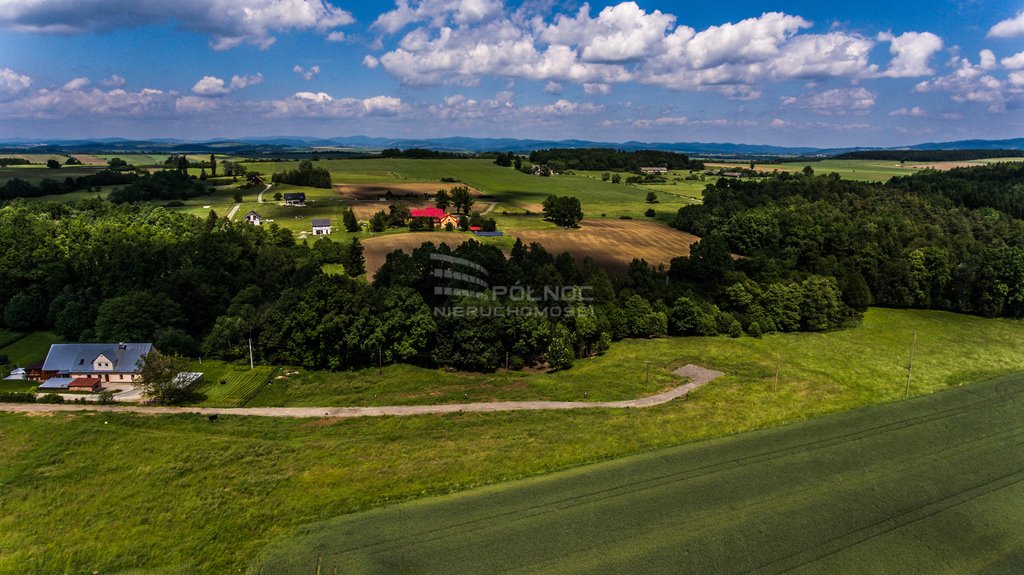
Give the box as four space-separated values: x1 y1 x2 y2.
293 64 321 81
368 4 915 99
270 92 407 118
374 0 503 34
632 116 757 128
583 82 610 95
988 11 1024 38
0 68 31 100
532 98 604 116
1002 51 1024 70
326 31 346 42
780 87 876 115
876 31 943 77
0 0 354 49
99 74 126 88
915 51 1018 112
191 73 263 96
544 81 562 94
61 77 90 91
889 106 927 117
0 85 175 119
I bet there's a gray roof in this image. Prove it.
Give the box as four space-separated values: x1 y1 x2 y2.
311 218 331 227
284 192 306 201
245 210 262 219
42 343 153 374
38 377 75 390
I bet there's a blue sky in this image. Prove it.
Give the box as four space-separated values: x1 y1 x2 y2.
1 0 1023 147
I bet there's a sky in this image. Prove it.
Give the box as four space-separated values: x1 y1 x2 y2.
1 0 1023 147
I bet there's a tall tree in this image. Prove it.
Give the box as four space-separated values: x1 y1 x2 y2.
342 207 360 232
435 188 451 211
137 350 191 404
209 153 217 176
450 186 474 214
346 238 366 277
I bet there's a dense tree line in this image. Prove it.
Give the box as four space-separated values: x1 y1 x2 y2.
528 148 704 172
108 170 209 203
0 158 31 167
672 163 1024 322
271 160 332 188
379 148 472 159
832 149 1024 162
0 170 139 200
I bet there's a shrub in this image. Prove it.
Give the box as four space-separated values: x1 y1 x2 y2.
645 208 656 217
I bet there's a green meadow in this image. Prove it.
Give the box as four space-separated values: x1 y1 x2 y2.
2 309 1024 573
254 370 1024 574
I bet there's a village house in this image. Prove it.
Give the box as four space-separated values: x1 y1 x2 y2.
640 166 669 174
247 174 266 187
410 207 462 229
439 214 461 228
243 210 263 225
311 218 332 235
283 192 306 206
38 343 153 391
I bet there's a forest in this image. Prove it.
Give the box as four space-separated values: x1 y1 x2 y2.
1 162 1022 376
672 162 1024 319
831 149 1024 162
527 148 704 172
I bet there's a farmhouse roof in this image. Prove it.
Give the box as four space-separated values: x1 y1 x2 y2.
410 207 446 219
42 343 152 375
38 377 75 390
311 218 331 227
469 225 482 231
245 210 262 219
284 192 306 201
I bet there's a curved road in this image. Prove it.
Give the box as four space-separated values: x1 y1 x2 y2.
0 365 723 420
257 183 272 203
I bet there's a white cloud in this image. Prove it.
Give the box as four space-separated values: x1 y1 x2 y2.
770 118 787 127
99 74 126 88
889 106 927 117
978 49 997 70
915 52 1018 112
632 116 757 128
583 82 611 95
270 92 407 118
544 81 562 94
326 31 346 42
293 64 321 81
370 5 896 99
61 77 90 91
1002 51 1024 70
191 73 263 96
374 0 503 34
0 68 31 100
0 0 354 50
876 31 943 77
780 87 876 115
533 98 604 116
0 86 175 119
363 55 380 69
539 2 676 63
988 10 1024 39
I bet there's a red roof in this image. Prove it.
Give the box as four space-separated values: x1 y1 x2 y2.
69 377 101 389
469 225 482 231
409 207 446 219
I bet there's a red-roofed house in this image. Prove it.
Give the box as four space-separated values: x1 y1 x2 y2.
409 207 446 220
469 225 482 231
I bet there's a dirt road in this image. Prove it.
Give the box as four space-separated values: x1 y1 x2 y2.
0 365 723 420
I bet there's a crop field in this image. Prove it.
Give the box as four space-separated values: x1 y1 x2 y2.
193 363 275 407
361 230 512 275
513 218 701 271
705 158 1024 182
252 370 1024 574
1 309 1024 573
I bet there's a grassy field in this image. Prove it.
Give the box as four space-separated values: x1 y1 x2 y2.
191 362 274 407
706 157 1024 182
252 370 1024 574
245 307 1024 408
1 310 1023 573
0 332 57 368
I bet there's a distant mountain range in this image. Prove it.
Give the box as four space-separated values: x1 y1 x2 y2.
2 136 1023 158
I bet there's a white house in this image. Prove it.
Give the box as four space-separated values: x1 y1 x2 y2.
311 218 332 236
243 210 263 225
640 166 668 174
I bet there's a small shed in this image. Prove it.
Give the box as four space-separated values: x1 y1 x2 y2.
247 174 266 187
68 377 102 392
311 218 332 236
3 368 27 381
468 225 482 232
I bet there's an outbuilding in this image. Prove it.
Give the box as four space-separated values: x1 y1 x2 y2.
311 218 332 235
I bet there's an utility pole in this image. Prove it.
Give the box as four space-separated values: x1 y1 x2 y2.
904 331 917 399
378 346 383 375
774 360 780 392
248 337 254 370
